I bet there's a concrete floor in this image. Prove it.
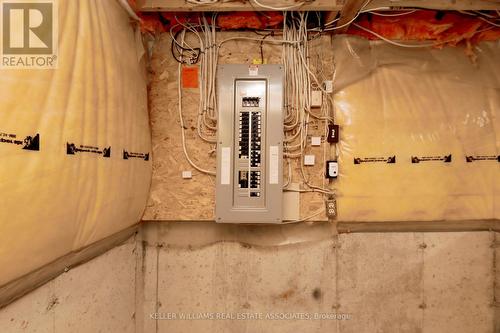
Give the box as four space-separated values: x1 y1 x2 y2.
0 229 497 333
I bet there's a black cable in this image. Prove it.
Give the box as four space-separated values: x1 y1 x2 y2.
259 32 273 64
171 35 184 64
170 29 202 64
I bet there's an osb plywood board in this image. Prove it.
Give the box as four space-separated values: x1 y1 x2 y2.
143 32 334 221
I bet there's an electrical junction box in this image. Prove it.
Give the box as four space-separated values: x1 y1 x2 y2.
216 64 283 224
311 90 322 107
327 124 339 143
311 136 321 146
304 155 315 166
323 80 333 93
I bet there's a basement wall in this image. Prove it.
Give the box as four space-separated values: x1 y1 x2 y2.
136 225 499 333
0 228 498 333
1 21 498 333
144 32 499 222
143 32 333 221
0 237 138 333
141 227 498 333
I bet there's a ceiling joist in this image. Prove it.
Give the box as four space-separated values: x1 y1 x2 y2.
137 0 500 12
138 0 337 12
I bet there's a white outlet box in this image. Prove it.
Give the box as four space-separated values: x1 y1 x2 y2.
311 90 322 107
182 170 192 179
325 198 337 218
311 136 321 146
304 155 315 166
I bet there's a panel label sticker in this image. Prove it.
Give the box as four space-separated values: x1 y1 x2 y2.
66 142 111 157
411 154 451 163
465 155 499 163
0 131 39 151
354 156 395 164
269 145 279 184
123 149 149 161
221 147 231 185
181 66 199 89
248 64 258 76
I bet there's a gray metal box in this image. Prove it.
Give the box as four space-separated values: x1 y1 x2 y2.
216 64 283 224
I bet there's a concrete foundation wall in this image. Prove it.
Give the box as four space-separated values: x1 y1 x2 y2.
136 226 497 333
0 237 138 333
0 228 498 333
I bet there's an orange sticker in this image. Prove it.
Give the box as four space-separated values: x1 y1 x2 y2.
181 66 199 89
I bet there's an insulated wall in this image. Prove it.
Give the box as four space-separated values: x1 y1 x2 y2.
0 0 151 287
144 33 499 222
333 37 500 221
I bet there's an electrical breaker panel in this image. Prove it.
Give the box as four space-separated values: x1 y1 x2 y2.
216 64 283 224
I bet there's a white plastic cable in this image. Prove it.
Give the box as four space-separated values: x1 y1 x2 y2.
352 23 438 48
177 30 216 176
250 0 305 11
116 0 141 21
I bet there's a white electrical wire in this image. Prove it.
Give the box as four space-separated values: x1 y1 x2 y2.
177 30 216 176
352 23 438 48
197 16 219 142
282 208 324 223
352 10 499 48
478 16 500 28
170 24 199 62
316 5 419 32
472 10 498 19
218 36 301 47
187 0 219 4
171 17 220 144
169 5 498 206
171 11 338 195
280 12 335 197
321 0 371 31
250 0 305 11
116 0 141 22
370 9 419 17
282 157 293 188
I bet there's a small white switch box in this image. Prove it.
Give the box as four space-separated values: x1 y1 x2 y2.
182 170 192 179
323 80 333 93
304 155 315 166
311 90 322 108
311 136 321 146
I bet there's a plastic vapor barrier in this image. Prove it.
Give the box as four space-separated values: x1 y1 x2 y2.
333 37 499 221
0 0 151 286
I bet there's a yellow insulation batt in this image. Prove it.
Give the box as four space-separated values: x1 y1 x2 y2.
0 0 151 286
333 37 499 221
